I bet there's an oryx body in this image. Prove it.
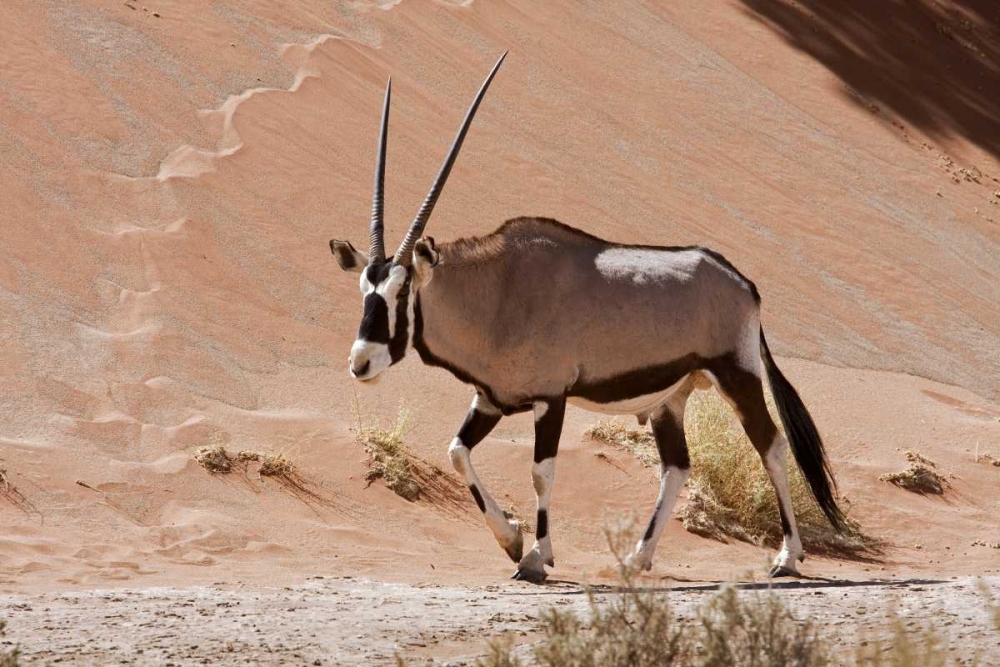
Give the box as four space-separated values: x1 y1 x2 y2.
417 218 760 414
331 54 843 582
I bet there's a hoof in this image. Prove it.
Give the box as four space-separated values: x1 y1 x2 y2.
511 567 548 583
768 565 801 579
624 552 653 573
503 525 524 564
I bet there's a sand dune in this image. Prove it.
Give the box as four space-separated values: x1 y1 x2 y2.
1 2 999 661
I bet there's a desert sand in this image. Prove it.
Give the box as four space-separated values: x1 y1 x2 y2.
1 0 999 664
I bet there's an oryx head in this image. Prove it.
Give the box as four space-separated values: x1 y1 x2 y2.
330 53 506 382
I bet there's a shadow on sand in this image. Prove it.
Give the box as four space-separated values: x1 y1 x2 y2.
504 577 950 596
739 0 1000 158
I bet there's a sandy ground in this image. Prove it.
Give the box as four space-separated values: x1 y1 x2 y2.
3 576 999 666
2 0 1000 664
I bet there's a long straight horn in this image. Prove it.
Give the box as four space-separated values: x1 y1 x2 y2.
369 77 391 263
395 51 507 266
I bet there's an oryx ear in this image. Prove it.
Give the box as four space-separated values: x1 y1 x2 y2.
330 239 368 273
412 236 439 286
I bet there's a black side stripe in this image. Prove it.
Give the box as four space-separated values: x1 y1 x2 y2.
536 509 549 539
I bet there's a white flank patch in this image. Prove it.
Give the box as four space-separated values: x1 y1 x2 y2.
594 247 703 285
532 458 556 500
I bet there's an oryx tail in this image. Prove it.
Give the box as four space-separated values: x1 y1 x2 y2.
760 327 845 531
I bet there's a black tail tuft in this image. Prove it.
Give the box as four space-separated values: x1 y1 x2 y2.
759 327 845 532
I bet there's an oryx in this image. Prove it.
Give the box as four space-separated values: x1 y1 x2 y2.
330 53 844 582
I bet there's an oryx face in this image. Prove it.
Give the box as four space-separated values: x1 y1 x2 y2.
328 246 413 381
330 238 440 381
354 261 412 380
329 53 505 382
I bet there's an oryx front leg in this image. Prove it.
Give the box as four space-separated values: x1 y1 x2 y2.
627 395 691 572
512 398 566 583
447 394 523 563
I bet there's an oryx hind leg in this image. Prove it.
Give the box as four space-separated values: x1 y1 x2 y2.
626 377 695 572
708 357 804 577
448 393 523 563
512 397 566 583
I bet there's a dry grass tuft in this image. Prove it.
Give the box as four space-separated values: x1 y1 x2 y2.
194 446 233 474
878 465 946 494
194 445 298 481
855 613 947 667
681 390 875 554
697 585 828 667
259 453 295 477
352 402 472 514
356 410 422 501
0 467 36 516
879 452 948 495
472 580 1000 667
236 450 296 477
586 420 659 467
589 390 875 555
984 581 1000 632
904 450 935 467
235 450 259 463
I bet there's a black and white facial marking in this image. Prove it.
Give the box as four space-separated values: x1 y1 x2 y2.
331 237 438 382
350 261 414 381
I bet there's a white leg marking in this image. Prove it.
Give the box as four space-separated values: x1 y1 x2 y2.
628 465 691 571
448 439 519 549
473 393 501 416
519 456 556 573
764 434 804 569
